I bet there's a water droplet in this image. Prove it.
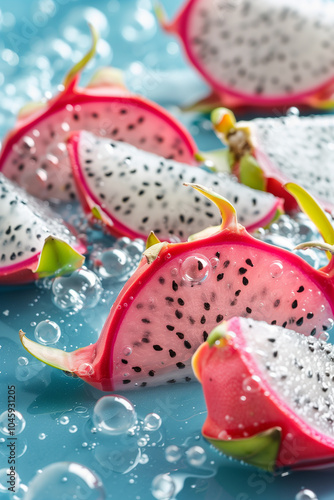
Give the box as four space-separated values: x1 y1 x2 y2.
242 375 261 393
139 453 149 464
34 320 61 345
23 462 105 500
137 437 147 447
0 410 26 436
186 446 206 467
319 331 329 342
218 430 230 440
165 445 181 463
286 106 300 117
59 416 69 426
69 425 78 434
52 268 102 311
77 363 94 377
92 248 132 280
269 261 284 279
93 395 137 435
123 346 132 356
295 489 318 500
39 433 46 440
210 257 219 269
17 356 28 366
181 255 210 285
143 413 161 431
151 474 175 500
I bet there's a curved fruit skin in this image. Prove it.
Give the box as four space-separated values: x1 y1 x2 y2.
19 185 334 390
67 131 283 240
0 32 197 201
159 0 334 110
193 317 334 471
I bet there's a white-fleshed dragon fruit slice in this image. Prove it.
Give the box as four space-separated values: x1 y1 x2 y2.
193 317 334 471
67 131 283 240
19 184 334 391
211 109 334 212
157 0 334 110
0 174 86 285
0 26 197 202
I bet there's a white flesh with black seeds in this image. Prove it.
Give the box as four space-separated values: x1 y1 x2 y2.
241 317 334 437
0 173 77 268
77 131 279 239
187 0 334 97
252 115 334 205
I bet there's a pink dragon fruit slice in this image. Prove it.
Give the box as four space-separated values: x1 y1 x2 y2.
193 316 334 471
157 0 334 110
212 108 334 212
0 173 86 285
0 26 196 202
67 130 283 240
19 183 334 390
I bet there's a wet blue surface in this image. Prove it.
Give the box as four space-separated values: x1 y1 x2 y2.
0 1 334 499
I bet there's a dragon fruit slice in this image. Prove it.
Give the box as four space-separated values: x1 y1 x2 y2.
0 26 196 202
193 316 334 471
157 0 334 110
0 173 86 285
212 109 334 212
67 131 283 240
19 183 334 390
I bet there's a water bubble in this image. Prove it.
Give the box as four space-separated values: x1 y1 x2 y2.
52 268 102 311
24 462 105 500
151 474 175 500
319 331 329 342
165 445 182 463
143 413 162 431
77 363 94 377
93 395 137 435
34 319 61 345
123 346 132 356
137 437 147 447
186 446 206 467
59 416 69 426
181 255 210 285
17 356 28 366
0 410 26 436
286 106 300 117
92 248 132 280
269 261 284 279
69 425 78 434
295 489 318 500
242 375 261 393
139 453 149 464
39 433 46 440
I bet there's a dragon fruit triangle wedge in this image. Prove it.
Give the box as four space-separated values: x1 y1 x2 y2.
192 316 334 471
211 108 334 212
0 25 196 202
0 173 85 285
67 131 283 240
156 0 334 110
19 183 334 390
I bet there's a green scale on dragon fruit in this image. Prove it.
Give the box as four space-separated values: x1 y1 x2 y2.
193 317 334 471
157 0 334 110
19 183 334 391
0 173 86 285
67 131 283 240
212 110 334 213
0 26 196 202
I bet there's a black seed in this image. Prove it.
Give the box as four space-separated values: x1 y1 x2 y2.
282 321 287 328
136 303 143 309
185 376 191 382
292 300 298 309
120 109 127 114
159 277 165 285
223 260 230 268
273 351 278 358
132 366 141 372
167 379 176 384
121 359 128 364
175 310 183 319
172 281 178 291
153 344 163 351
149 370 155 377
165 297 174 303
123 380 131 384
235 290 241 296
200 315 206 324
178 298 184 306
141 382 147 387
297 286 304 293
166 325 174 331
307 313 314 319
204 302 210 311
5 226 11 235
184 340 191 349
310 328 317 336
215 314 223 323
246 307 252 313
142 338 150 344
296 317 304 326
176 362 185 369
239 267 247 275
10 253 16 261
267 338 276 343
274 299 280 308
246 258 254 267
179 214 185 223
271 320 277 325
242 277 249 286
176 332 184 339
169 349 176 358
142 318 150 324
217 273 224 281
188 316 195 325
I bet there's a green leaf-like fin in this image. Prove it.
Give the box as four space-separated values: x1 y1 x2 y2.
184 183 238 230
87 67 125 89
239 154 266 191
195 149 232 174
34 236 85 278
146 231 161 250
19 330 73 372
207 322 228 347
63 23 99 89
285 182 334 260
204 427 282 472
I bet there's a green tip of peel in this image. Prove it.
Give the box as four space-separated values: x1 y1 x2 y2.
195 149 232 174
239 154 266 191
19 329 72 371
63 23 99 88
210 108 236 136
285 182 334 260
146 231 161 250
204 427 282 472
87 67 125 89
34 236 85 279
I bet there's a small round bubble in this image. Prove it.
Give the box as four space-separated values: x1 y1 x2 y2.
34 320 61 345
186 446 206 467
295 489 318 500
269 261 284 279
18 356 28 366
242 375 261 393
151 474 175 500
143 413 161 432
165 445 181 463
181 255 210 285
0 410 25 436
93 395 137 435
59 416 69 426
77 363 94 377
